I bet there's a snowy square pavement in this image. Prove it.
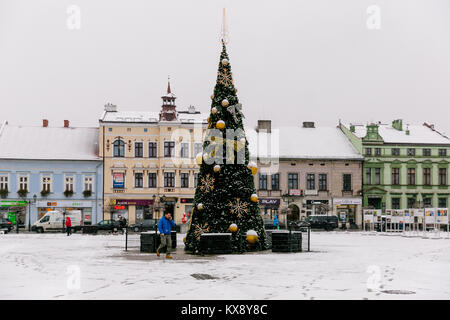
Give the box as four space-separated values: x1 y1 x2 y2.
1 231 449 299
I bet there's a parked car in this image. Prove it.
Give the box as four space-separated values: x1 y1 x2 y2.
305 215 338 231
130 219 157 232
0 218 13 233
93 219 122 232
32 210 82 233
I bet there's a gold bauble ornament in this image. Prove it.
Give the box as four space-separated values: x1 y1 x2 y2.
250 194 258 203
221 99 229 107
195 153 203 165
211 107 218 114
207 117 210 122
210 94 214 100
213 165 221 173
229 223 238 233
216 120 226 130
221 58 229 66
246 230 258 244
183 237 186 244
197 203 204 210
251 167 258 175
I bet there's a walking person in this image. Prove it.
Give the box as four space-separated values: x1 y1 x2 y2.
156 212 175 259
273 215 279 230
65 216 72 236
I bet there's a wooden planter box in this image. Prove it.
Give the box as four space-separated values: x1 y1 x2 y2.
199 233 232 254
271 230 302 253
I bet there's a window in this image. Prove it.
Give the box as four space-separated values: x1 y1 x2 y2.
407 168 416 185
374 168 381 185
148 142 157 158
407 197 416 209
423 168 431 186
318 174 327 191
392 168 400 185
392 198 400 209
424 197 432 207
288 173 298 190
164 172 175 187
194 143 203 156
439 168 447 186
423 149 431 156
194 173 199 188
439 149 447 157
65 176 74 192
259 174 267 190
391 148 400 156
365 148 372 156
42 176 51 192
0 175 8 190
135 142 143 158
365 168 372 185
164 141 175 157
306 174 315 190
180 143 189 158
271 173 279 190
438 198 447 208
84 176 93 191
18 176 28 191
343 174 352 191
375 148 381 156
113 140 125 157
134 173 143 188
113 172 125 189
148 173 157 188
407 148 415 156
180 173 189 188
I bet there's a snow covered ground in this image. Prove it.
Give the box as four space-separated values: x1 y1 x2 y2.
1 231 449 300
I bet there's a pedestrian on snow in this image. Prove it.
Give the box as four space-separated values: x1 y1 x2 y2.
156 212 175 259
273 215 279 230
65 217 72 236
118 215 127 234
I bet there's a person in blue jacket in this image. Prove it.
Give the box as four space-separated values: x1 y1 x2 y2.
273 215 279 230
157 212 175 259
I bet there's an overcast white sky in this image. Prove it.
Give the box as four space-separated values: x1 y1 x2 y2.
1 0 449 135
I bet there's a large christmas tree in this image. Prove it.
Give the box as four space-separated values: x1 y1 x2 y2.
185 41 268 253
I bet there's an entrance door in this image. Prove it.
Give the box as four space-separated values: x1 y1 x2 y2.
368 197 382 209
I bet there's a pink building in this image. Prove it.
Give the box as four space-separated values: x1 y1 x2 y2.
253 121 364 229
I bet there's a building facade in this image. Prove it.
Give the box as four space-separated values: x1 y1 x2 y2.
99 83 208 225
0 120 103 226
339 120 450 210
253 121 364 228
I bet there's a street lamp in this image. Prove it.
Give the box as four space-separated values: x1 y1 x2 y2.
28 194 37 232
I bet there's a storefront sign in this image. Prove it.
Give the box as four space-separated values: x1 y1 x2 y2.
259 198 280 206
37 200 92 208
333 198 362 205
0 200 28 207
181 198 194 204
288 189 302 196
304 190 318 196
115 199 154 206
113 172 125 188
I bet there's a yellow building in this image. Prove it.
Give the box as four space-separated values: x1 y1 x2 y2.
99 83 208 225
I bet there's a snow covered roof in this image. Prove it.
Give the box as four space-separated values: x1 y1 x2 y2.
0 122 100 161
100 109 208 124
266 126 363 160
346 123 450 145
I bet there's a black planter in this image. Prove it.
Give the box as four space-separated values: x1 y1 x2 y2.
140 231 176 253
271 231 302 253
199 233 232 254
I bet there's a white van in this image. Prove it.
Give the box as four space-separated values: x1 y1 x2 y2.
32 210 82 233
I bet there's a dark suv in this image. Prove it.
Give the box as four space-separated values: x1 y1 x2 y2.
0 218 13 233
130 219 157 232
305 215 338 231
93 220 122 232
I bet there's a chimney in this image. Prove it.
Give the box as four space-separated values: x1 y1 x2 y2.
302 121 315 128
43 119 48 127
104 103 117 112
257 120 271 133
64 120 69 128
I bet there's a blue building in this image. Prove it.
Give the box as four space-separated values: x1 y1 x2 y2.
0 120 103 227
